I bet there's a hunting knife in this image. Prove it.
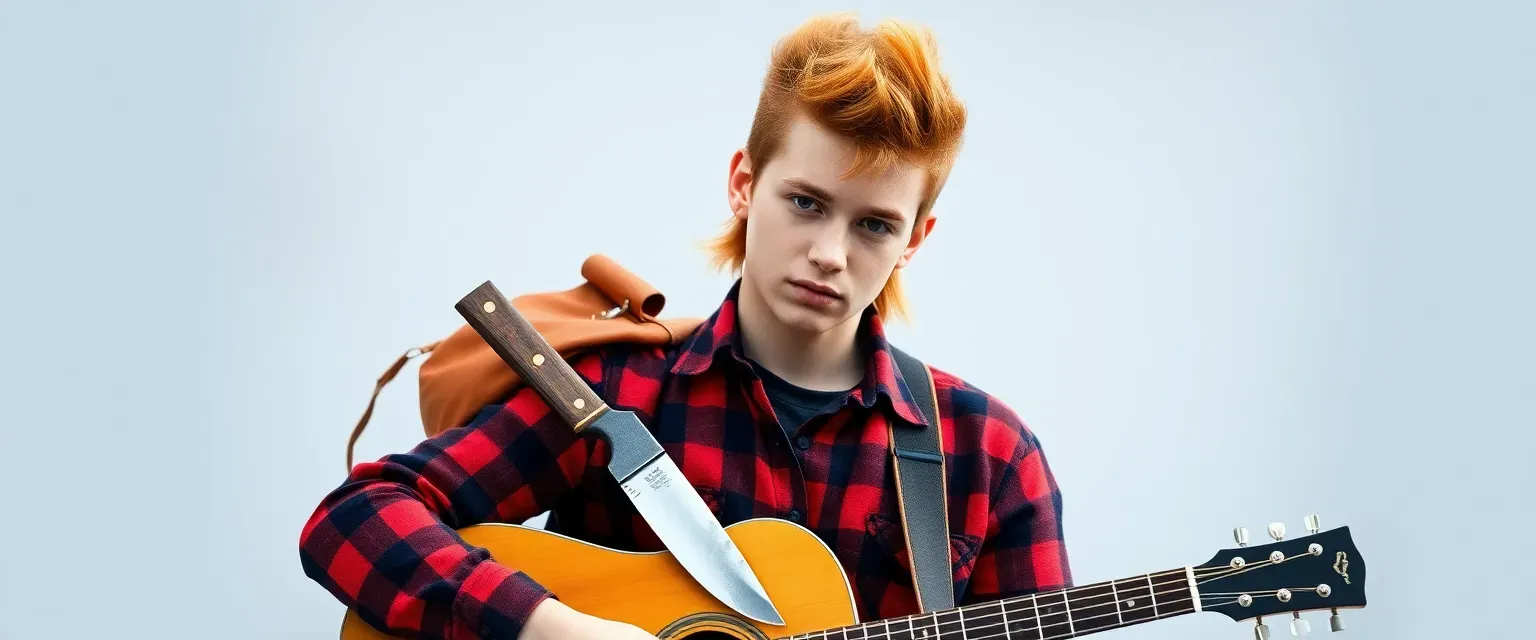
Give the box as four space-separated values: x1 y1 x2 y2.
454 280 785 626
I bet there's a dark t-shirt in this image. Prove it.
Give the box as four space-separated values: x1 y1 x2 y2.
748 359 853 438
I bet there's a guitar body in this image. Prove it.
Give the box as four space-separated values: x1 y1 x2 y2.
339 518 859 639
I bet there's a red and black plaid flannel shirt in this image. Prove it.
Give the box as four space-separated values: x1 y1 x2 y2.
300 281 1072 638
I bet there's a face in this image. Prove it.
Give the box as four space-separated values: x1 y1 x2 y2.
727 113 938 336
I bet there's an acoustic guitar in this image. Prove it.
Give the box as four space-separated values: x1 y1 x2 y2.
339 514 1367 639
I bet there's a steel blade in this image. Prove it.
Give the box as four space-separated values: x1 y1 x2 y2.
620 453 784 625
586 410 784 626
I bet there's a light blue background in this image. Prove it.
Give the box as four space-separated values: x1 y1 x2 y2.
2 1 1530 638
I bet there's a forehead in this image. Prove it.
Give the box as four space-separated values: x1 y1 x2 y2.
768 115 928 215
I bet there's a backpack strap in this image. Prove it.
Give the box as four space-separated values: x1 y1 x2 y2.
888 346 955 613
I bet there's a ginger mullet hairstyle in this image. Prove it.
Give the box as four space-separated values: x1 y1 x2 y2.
705 13 968 322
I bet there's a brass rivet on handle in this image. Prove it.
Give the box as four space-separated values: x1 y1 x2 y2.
532 353 545 366
573 398 586 410
483 300 496 313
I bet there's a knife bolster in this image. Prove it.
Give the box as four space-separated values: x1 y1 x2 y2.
585 410 667 481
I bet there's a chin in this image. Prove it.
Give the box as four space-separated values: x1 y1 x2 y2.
777 311 835 335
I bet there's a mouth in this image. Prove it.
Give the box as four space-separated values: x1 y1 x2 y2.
789 279 843 300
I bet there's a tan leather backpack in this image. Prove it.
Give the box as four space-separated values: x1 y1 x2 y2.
345 254 704 469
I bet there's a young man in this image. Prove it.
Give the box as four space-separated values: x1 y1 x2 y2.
300 13 1071 639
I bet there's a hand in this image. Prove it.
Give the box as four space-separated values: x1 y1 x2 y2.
518 598 659 640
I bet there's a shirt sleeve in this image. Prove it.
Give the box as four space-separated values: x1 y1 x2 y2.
964 421 1073 601
298 351 608 639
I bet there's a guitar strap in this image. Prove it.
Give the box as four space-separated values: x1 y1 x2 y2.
888 346 955 613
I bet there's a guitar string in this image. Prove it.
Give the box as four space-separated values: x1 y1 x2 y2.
832 566 1205 636
784 578 1199 640
785 551 1319 640
1201 587 1327 598
811 589 1295 640
1190 548 1326 580
1193 550 1316 587
793 585 1324 640
980 569 1234 617
786 591 1203 640
908 597 1203 640
790 574 1327 640
784 576 1191 639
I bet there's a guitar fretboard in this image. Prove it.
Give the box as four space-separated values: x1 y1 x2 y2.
783 568 1198 640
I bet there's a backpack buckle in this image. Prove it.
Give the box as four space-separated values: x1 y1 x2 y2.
592 298 630 320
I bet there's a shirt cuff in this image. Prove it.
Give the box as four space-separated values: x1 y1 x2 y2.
452 560 556 639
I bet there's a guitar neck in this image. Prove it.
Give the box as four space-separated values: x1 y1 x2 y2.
785 567 1199 640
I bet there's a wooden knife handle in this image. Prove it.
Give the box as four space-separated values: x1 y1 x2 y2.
455 280 609 431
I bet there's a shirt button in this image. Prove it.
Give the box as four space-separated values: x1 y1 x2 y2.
795 436 810 450
787 509 802 523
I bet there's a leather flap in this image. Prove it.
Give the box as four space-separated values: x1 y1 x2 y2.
581 253 667 321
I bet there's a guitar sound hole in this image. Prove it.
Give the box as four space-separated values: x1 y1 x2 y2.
656 612 769 640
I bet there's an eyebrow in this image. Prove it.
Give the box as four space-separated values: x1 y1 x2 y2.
781 178 908 223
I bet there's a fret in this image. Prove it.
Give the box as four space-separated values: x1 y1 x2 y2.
907 612 937 640
827 567 1204 640
1114 574 1159 626
932 609 962 639
1065 582 1119 635
884 616 915 640
1030 593 1046 639
964 601 1006 639
1108 580 1123 626
1001 593 1041 638
1034 591 1072 639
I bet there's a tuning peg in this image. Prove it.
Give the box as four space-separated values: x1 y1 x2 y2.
1291 612 1311 636
1268 522 1287 541
1234 527 1250 547
1329 608 1345 632
1305 514 1320 534
1254 616 1271 640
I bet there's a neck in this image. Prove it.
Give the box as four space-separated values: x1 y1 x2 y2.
735 277 865 390
777 567 1201 640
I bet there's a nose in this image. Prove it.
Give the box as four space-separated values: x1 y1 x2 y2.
807 229 848 273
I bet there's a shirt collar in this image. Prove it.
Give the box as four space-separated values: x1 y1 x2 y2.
670 279 933 429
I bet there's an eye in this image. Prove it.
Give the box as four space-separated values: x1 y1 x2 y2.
858 218 894 235
789 195 821 212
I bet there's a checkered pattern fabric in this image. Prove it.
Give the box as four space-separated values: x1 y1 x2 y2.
300 281 1071 638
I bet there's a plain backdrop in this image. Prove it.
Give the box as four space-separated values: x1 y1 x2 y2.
2 1 1531 638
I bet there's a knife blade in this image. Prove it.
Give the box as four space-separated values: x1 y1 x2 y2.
454 280 785 627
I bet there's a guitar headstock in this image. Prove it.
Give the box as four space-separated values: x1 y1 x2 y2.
1196 515 1366 635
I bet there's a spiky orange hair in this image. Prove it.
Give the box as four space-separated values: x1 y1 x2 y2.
705 13 968 322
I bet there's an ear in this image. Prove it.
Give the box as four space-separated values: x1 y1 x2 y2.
895 214 937 269
727 148 754 220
